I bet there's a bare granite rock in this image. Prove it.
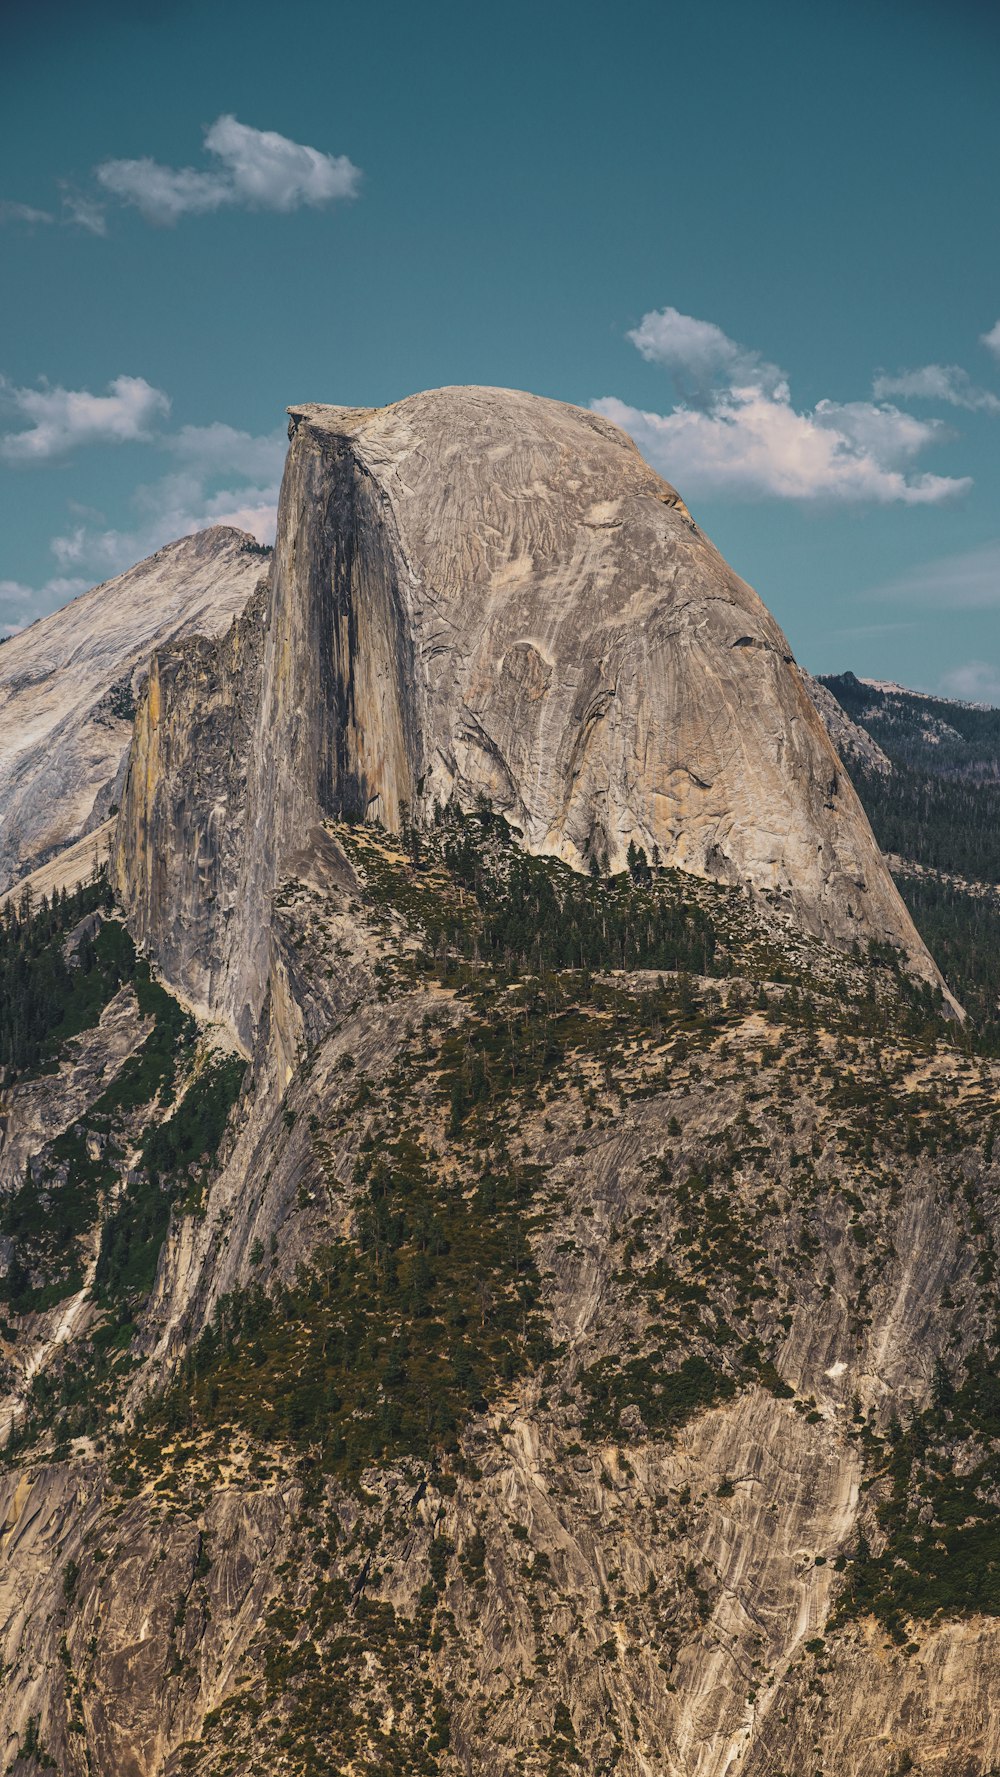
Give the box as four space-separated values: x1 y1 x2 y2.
114 387 945 1043
0 527 265 894
800 669 893 779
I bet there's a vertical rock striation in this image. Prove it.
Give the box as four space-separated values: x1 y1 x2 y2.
0 528 266 894
114 386 947 1041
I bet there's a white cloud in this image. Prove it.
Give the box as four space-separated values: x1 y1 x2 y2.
981 320 1000 360
626 305 786 401
166 421 288 482
0 374 170 462
51 459 280 580
595 306 972 505
1 375 283 624
872 364 1000 414
594 391 967 506
939 660 1000 705
0 200 53 226
97 114 361 225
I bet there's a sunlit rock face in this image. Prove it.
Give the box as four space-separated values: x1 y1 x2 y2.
0 528 265 894
114 386 944 1043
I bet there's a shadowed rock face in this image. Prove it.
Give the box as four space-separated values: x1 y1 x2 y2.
114 386 945 1040
0 528 265 894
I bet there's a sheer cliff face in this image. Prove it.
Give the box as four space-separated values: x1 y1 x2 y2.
0 528 264 895
114 386 943 1039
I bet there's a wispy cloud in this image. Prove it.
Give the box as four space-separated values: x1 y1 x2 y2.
0 374 283 625
0 200 53 226
96 114 361 226
59 186 108 236
595 306 970 506
873 363 1000 414
50 465 280 581
862 539 1000 610
0 374 170 462
626 306 786 402
47 421 286 581
165 421 288 482
939 660 1000 704
2 116 360 238
982 320 1000 360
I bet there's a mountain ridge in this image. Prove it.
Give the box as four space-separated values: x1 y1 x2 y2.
112 386 949 1049
0 388 997 1777
0 526 267 895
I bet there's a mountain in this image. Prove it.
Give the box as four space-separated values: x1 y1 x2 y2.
800 670 892 779
817 672 1000 1043
113 387 944 1045
0 389 998 1777
0 528 268 896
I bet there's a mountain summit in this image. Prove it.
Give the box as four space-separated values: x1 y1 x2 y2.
0 527 267 894
114 387 944 1040
3 388 993 1777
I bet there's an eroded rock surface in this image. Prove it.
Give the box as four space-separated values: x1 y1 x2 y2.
115 387 943 1046
0 388 992 1777
800 669 893 779
0 527 265 893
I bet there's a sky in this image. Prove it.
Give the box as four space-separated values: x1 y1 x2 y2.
2 0 999 696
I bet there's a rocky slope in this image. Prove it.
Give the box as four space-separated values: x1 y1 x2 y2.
113 388 945 1048
0 527 267 894
801 670 892 779
1 820 997 1777
0 386 996 1777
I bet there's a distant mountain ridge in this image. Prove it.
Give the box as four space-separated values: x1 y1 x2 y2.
818 670 1000 1038
0 527 267 894
820 670 1000 779
3 389 1000 1777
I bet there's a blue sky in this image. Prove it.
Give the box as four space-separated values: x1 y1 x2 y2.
2 0 999 696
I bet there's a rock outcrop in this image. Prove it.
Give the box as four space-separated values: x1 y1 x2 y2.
801 669 893 778
113 387 944 1042
0 527 266 894
0 388 995 1776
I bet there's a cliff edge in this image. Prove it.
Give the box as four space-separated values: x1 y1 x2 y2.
114 386 946 1038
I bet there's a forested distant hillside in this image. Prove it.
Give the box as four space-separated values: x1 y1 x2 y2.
821 672 1000 1036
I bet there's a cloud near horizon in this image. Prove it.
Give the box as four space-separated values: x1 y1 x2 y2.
0 374 171 462
860 538 1000 610
0 380 284 628
939 659 1000 703
96 114 361 226
594 306 972 505
0 573 90 639
48 418 285 584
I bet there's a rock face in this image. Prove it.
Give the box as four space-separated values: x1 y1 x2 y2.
114 387 943 1042
0 831 998 1777
801 670 893 778
0 527 266 894
0 388 996 1777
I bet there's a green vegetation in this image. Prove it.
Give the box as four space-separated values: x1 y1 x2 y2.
0 875 128 1079
821 671 1000 1041
580 1351 735 1438
889 870 1000 1047
0 879 245 1454
835 1348 1000 1635
141 1127 551 1478
95 1052 246 1305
